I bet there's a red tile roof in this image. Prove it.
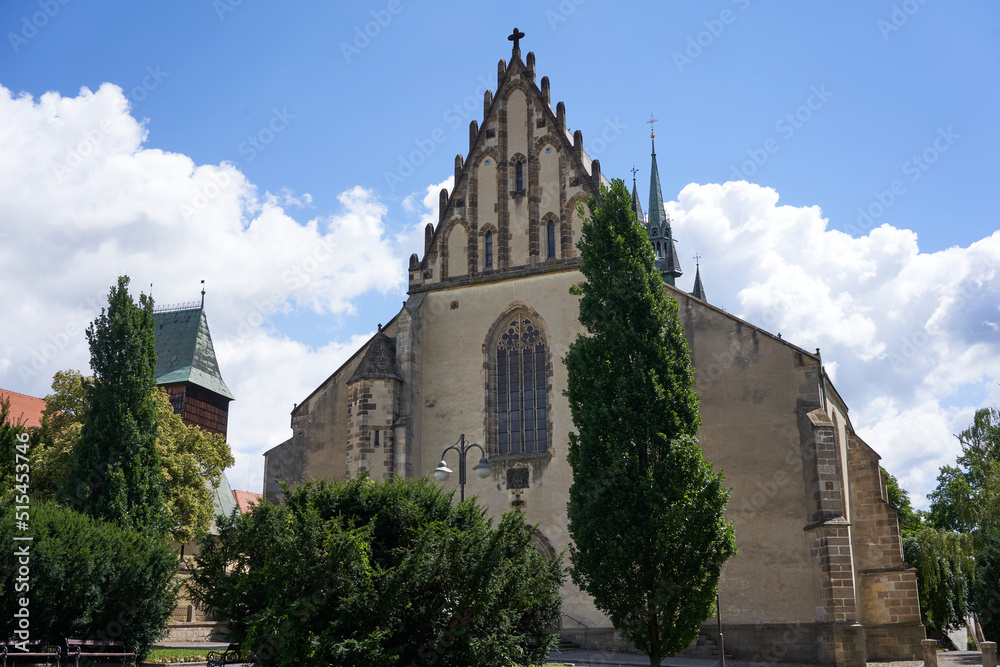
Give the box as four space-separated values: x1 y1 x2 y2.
232 489 262 514
0 388 46 428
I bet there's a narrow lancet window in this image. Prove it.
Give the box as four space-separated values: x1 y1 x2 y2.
485 231 494 268
515 162 523 192
547 221 556 258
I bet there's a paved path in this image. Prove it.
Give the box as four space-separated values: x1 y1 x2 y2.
937 651 986 667
547 650 718 666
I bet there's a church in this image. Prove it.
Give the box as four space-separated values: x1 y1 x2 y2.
263 30 924 665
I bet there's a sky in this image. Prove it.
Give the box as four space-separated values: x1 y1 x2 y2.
0 1 997 505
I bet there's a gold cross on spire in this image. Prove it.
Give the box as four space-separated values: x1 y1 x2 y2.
647 113 657 139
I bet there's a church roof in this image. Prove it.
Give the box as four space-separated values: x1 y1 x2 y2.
631 177 645 225
648 139 668 232
348 327 401 383
691 263 707 301
648 137 682 284
662 219 683 279
153 306 234 400
208 472 237 534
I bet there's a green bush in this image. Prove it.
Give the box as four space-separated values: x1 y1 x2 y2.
0 499 178 656
972 528 1000 642
190 477 563 666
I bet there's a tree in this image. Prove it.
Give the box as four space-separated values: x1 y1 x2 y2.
564 179 736 666
24 369 234 542
21 369 91 499
902 527 975 633
971 528 1000 642
61 276 166 535
0 396 45 499
189 478 563 666
916 407 1000 640
153 388 233 542
929 407 1000 533
882 466 921 533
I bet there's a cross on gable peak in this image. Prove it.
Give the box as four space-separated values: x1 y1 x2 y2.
508 27 525 52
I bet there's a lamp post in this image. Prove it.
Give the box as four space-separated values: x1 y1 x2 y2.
433 434 491 501
717 591 725 667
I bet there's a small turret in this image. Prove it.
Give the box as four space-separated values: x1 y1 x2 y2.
691 259 707 301
630 168 645 224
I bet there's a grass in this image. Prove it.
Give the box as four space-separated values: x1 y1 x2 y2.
143 648 210 663
140 648 576 665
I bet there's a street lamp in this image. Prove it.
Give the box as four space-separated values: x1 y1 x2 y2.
717 591 725 667
433 434 491 501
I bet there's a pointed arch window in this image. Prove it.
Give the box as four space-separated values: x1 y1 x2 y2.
515 161 524 192
492 314 548 455
547 221 556 258
485 231 494 268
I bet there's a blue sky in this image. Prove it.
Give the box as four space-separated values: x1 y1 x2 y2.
1 1 998 501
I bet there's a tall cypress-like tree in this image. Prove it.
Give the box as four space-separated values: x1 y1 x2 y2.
63 276 165 535
565 179 736 667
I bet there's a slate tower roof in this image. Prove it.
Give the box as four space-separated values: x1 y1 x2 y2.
153 306 234 400
691 261 707 301
631 172 645 225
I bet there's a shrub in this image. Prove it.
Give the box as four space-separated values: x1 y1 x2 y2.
0 499 178 656
190 477 563 666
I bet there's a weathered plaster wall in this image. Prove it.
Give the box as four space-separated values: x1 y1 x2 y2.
262 320 399 501
673 288 828 625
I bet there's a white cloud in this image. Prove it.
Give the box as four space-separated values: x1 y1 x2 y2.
666 181 1000 507
397 175 454 261
3 82 997 506
0 83 405 492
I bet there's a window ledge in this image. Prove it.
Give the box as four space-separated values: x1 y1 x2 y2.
489 450 552 463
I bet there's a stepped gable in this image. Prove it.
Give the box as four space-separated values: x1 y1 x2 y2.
408 29 610 292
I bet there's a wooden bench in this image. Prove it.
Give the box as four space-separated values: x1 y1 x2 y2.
63 639 137 667
1 641 61 667
206 643 243 666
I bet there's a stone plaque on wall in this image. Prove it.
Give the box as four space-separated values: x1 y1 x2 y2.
507 467 529 489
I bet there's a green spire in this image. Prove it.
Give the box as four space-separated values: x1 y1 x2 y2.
647 136 683 286
648 139 667 231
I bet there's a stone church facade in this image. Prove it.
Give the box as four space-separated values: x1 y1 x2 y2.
263 33 924 665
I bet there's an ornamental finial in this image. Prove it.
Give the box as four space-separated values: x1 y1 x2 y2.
508 27 525 52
